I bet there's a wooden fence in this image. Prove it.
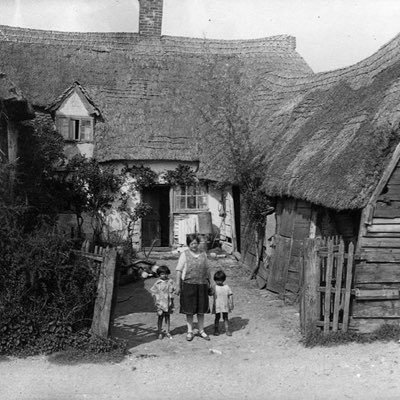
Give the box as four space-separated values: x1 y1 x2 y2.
75 240 117 338
300 236 355 334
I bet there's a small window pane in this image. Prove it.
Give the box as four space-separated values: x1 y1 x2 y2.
81 120 92 141
179 196 186 209
187 196 196 209
179 185 186 195
187 186 195 195
198 196 207 209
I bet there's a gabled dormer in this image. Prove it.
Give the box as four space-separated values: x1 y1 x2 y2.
47 82 100 143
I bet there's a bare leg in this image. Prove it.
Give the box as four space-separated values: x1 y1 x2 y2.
197 313 204 332
165 314 172 338
197 314 210 340
186 314 194 333
223 312 231 336
186 314 194 341
157 315 163 339
165 314 170 333
214 313 221 335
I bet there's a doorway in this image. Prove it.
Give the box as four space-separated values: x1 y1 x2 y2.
141 186 170 247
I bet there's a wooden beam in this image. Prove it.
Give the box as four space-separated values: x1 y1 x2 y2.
367 225 400 233
350 317 400 333
360 248 400 262
342 242 354 332
365 232 400 238
356 263 400 283
372 218 400 225
355 288 400 300
323 238 334 333
353 298 400 318
299 238 321 335
91 247 117 338
332 240 345 332
361 237 400 248
368 142 400 207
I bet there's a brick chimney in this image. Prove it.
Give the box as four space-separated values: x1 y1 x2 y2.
139 0 163 36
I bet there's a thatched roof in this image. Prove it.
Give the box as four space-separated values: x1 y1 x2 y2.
0 25 312 165
248 33 400 210
0 72 33 120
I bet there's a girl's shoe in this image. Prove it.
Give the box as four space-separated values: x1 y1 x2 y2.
226 331 232 337
213 327 220 336
165 332 172 339
158 333 163 340
199 330 211 341
186 332 194 341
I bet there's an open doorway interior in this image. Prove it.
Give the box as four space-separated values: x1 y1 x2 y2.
141 186 170 247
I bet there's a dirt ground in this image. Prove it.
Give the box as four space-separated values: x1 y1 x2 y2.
2 255 400 400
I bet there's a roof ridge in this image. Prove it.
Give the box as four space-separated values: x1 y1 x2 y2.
0 24 296 52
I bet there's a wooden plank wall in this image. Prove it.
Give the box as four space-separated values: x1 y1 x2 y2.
353 165 400 332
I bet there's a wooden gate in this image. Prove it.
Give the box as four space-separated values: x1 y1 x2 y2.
300 236 355 334
75 240 117 338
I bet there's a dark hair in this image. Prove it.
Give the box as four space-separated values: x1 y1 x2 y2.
214 270 226 282
157 265 171 276
186 233 201 246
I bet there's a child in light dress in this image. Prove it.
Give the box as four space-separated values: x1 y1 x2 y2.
150 265 175 339
212 270 234 336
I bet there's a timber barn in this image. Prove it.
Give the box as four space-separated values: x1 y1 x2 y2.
248 31 400 332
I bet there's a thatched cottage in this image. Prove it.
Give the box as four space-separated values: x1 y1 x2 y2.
0 0 311 251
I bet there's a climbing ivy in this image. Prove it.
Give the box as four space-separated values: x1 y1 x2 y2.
163 164 198 186
122 165 158 191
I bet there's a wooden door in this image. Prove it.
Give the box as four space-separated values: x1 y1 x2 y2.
267 199 312 295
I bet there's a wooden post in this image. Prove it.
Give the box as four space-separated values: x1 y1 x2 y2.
91 247 117 338
323 238 334 333
342 242 355 332
300 238 320 335
332 239 345 332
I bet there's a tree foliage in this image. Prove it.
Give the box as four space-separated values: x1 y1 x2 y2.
65 155 123 242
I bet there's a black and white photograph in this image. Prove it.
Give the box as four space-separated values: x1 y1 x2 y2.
1 1 400 399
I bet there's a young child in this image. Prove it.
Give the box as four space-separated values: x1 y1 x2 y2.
212 270 234 336
150 265 175 339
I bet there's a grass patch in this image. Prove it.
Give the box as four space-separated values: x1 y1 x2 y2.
302 324 400 348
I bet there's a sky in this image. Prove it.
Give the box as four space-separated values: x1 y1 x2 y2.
1 0 400 73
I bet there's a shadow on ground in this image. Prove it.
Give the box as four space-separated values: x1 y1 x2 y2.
203 316 249 335
114 278 156 316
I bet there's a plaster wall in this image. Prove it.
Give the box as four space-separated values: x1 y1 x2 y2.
58 92 90 117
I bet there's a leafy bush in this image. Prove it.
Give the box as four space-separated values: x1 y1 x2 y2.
0 225 100 355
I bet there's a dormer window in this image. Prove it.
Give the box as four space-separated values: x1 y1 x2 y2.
56 116 93 142
48 82 101 144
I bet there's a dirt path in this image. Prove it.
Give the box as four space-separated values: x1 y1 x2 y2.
2 256 400 399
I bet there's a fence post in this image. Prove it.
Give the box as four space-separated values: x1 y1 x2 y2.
91 247 117 338
300 238 320 335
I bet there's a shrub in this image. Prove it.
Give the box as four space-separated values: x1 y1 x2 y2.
0 227 100 356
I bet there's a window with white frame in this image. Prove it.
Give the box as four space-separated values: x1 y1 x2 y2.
56 116 93 142
174 184 208 212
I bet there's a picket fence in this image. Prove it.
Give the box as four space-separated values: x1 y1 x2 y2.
300 236 355 334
